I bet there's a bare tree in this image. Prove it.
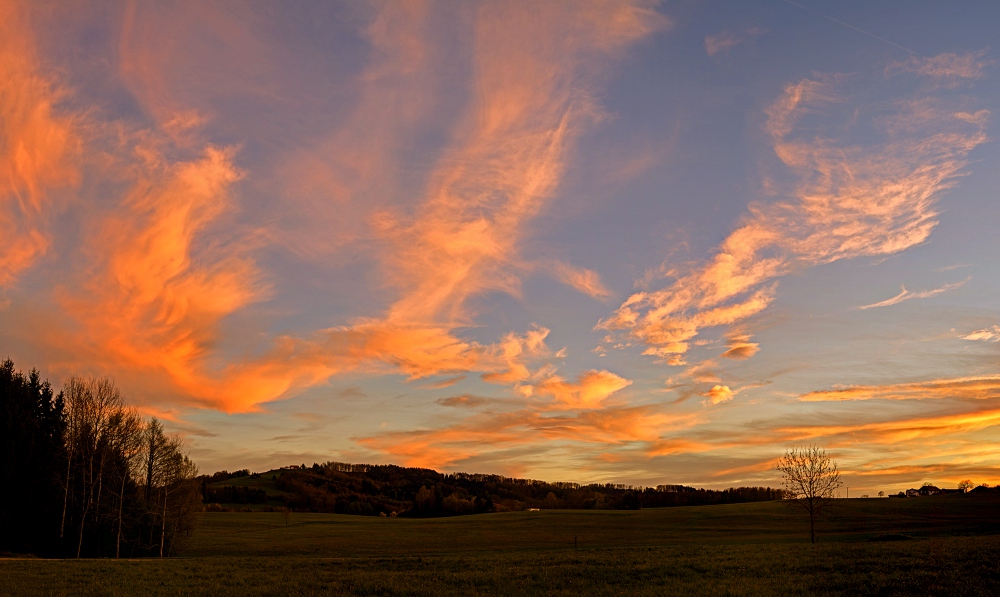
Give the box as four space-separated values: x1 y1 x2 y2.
59 380 85 541
958 479 973 493
54 378 202 558
143 418 168 504
139 421 199 557
776 446 842 544
61 377 128 557
111 409 144 558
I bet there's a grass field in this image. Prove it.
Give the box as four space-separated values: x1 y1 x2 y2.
4 494 1000 595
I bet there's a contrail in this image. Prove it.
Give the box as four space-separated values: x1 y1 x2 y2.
782 0 917 55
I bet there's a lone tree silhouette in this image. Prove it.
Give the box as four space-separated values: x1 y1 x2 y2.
777 446 842 544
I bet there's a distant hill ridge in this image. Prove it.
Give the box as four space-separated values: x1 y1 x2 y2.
201 461 787 517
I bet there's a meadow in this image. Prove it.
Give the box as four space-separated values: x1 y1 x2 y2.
3 493 1000 596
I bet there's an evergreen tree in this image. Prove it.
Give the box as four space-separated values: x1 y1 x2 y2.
0 359 66 555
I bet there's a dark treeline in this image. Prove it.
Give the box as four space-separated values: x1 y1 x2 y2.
234 461 786 517
0 359 201 557
203 484 267 505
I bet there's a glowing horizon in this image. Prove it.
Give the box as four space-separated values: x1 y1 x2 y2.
2 0 999 493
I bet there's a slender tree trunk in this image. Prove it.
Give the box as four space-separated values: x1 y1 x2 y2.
76 498 89 558
116 473 126 558
145 446 155 503
160 488 168 558
60 447 73 540
94 450 106 555
95 450 105 520
77 444 97 558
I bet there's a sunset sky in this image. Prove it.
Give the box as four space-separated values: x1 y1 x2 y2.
2 0 999 494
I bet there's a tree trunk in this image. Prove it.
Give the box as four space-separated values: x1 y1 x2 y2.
160 488 168 558
77 444 97 558
94 450 106 555
60 447 73 540
145 436 156 503
95 450 105 522
116 473 126 558
76 501 88 558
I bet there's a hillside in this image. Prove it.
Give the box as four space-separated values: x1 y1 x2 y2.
201 462 786 516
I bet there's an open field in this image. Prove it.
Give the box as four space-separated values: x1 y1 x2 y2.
3 494 1000 595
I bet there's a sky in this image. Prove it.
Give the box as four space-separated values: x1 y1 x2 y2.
2 0 999 494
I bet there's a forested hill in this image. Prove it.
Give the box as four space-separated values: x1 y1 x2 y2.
202 462 787 517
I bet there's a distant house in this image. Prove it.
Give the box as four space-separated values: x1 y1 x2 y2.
918 485 941 496
905 488 919 497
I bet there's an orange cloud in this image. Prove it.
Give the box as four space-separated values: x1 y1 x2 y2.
777 408 1000 445
2 1 666 414
531 370 632 409
552 262 612 300
359 403 687 470
60 144 268 406
703 384 733 405
800 375 1000 402
601 53 989 366
0 0 79 286
720 334 759 359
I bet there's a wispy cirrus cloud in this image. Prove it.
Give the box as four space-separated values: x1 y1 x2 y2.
600 51 990 369
1 0 669 416
552 261 613 300
0 0 79 287
858 277 970 310
887 48 994 83
800 375 1000 402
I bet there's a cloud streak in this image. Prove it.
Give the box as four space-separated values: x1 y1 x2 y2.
858 277 970 310
778 408 1000 445
800 375 1000 402
552 262 613 300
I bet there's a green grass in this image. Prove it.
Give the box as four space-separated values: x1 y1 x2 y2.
3 494 1000 595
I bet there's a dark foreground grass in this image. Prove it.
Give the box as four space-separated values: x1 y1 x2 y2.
5 537 1000 596
3 495 999 596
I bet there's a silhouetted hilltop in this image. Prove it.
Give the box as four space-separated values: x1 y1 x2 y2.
202 461 787 517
